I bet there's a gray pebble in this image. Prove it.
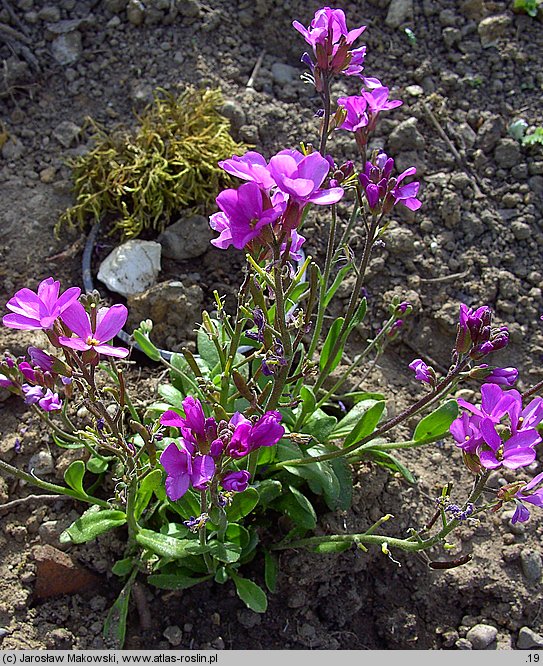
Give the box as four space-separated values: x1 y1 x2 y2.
28 450 54 475
520 549 542 582
517 627 543 650
163 625 183 647
466 624 498 649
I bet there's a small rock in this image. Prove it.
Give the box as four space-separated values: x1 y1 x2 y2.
103 0 127 12
494 139 521 169
388 117 425 153
127 280 204 350
28 450 54 475
38 520 64 546
478 14 512 48
1 137 24 160
511 220 531 241
455 638 473 650
52 120 81 148
477 115 504 153
466 624 498 649
126 0 145 25
220 100 246 131
158 215 213 261
51 32 83 65
520 549 542 582
271 63 299 85
163 625 183 647
40 166 56 183
211 637 225 650
385 0 413 28
32 544 99 599
385 226 417 254
237 609 262 629
38 5 61 21
97 240 162 298
517 627 543 650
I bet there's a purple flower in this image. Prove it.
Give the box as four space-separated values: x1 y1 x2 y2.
248 410 285 449
221 470 251 492
22 384 44 405
261 341 288 376
28 347 54 372
359 152 421 212
512 472 543 523
38 389 62 412
292 7 366 80
18 362 36 383
0 373 13 389
190 454 216 491
338 87 402 147
210 182 286 250
483 366 518 387
362 86 402 127
160 397 220 455
269 149 344 206
218 151 276 190
58 301 129 358
337 95 368 132
160 442 194 501
3 277 81 331
455 304 509 358
269 149 343 230
451 384 543 470
408 358 434 385
281 229 306 262
226 413 254 459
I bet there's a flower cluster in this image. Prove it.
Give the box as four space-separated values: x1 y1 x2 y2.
159 396 284 501
210 148 344 255
450 383 543 472
455 304 509 358
358 151 421 213
292 6 367 90
1 278 129 412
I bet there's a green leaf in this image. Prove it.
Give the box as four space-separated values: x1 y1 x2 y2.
329 456 353 511
254 479 282 505
136 529 208 559
331 398 385 439
283 456 340 511
342 401 385 448
300 385 316 415
347 297 367 333
60 507 127 544
302 410 337 444
226 487 259 522
132 329 162 361
52 433 84 449
319 317 345 373
86 455 109 475
231 574 268 613
103 575 134 649
225 523 250 549
413 399 459 442
364 449 416 484
197 323 221 371
274 486 317 529
323 263 353 308
207 540 242 563
134 468 163 521
64 460 86 496
264 550 278 593
112 558 134 577
158 385 186 409
147 573 212 590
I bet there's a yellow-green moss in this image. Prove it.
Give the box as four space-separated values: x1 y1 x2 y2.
56 86 250 240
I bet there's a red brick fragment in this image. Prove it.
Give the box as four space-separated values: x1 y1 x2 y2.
32 544 100 599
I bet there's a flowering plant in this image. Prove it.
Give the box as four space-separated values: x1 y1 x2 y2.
1 6 542 647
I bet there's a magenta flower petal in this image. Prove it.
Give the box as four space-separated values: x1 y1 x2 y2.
160 410 186 428
60 301 92 339
37 278 60 310
511 503 531 524
191 454 215 490
6 289 42 318
58 336 91 352
165 473 191 501
181 396 206 439
93 344 129 358
94 304 128 343
2 313 45 330
306 187 344 205
297 152 329 187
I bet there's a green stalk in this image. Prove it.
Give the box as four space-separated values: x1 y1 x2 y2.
0 457 110 509
273 471 490 553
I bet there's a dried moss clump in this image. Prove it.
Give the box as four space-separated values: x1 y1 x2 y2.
56 87 250 240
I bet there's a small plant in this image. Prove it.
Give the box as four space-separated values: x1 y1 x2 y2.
2 6 543 649
56 87 250 240
513 0 542 17
522 126 543 146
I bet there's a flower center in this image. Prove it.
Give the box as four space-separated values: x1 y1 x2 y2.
86 336 100 346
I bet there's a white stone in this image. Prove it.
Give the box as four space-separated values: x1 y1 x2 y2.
97 240 161 297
